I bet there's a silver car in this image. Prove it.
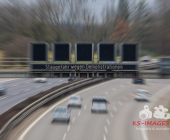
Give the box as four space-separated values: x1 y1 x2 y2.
91 96 109 113
134 89 151 101
0 82 6 95
33 78 47 83
51 106 70 123
67 95 82 108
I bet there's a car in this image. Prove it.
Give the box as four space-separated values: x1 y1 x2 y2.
68 78 76 82
134 89 151 101
91 96 109 113
67 95 82 108
33 78 47 83
132 78 145 84
51 106 70 123
0 82 6 95
141 56 151 62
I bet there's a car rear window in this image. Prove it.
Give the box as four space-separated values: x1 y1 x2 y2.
92 99 106 103
55 108 67 113
70 96 79 100
137 91 148 94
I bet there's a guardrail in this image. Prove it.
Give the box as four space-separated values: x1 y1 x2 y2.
0 78 105 140
0 58 29 69
139 62 159 70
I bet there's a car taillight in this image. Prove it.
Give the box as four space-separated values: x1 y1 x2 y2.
135 93 140 96
92 101 93 106
68 99 70 102
105 102 107 106
78 99 80 103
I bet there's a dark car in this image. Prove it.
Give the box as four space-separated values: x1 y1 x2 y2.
68 78 76 81
132 78 145 84
0 82 6 95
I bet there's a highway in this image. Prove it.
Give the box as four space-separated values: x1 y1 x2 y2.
0 78 68 114
14 78 170 140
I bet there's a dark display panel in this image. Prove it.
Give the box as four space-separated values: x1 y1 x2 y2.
53 43 70 61
99 43 115 61
121 44 138 61
31 43 47 61
76 43 93 61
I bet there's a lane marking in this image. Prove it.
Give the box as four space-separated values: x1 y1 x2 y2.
104 126 108 133
113 106 117 112
105 92 109 95
78 111 81 116
47 83 52 85
118 101 123 106
123 97 128 101
67 125 70 132
35 86 41 88
120 85 124 88
110 112 114 118
1 96 8 99
112 88 116 91
107 119 110 125
129 93 134 96
12 84 18 87
63 133 66 140
25 81 30 83
84 105 87 110
12 92 19 95
18 79 118 140
24 89 30 92
103 135 106 140
72 117 75 124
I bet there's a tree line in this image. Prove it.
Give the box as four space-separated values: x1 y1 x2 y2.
0 0 169 57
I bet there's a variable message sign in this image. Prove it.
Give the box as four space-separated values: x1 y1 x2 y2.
76 43 93 62
98 43 116 62
120 43 139 62
30 43 48 61
53 43 70 61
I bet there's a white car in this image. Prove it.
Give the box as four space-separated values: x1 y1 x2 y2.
134 89 151 101
33 78 47 83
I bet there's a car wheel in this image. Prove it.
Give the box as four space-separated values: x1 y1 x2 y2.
91 110 93 113
51 120 54 124
67 119 70 124
79 105 82 108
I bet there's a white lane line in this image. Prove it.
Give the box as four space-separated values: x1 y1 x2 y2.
78 111 81 116
13 84 18 87
104 92 109 95
110 112 114 118
18 79 119 140
120 85 124 88
1 96 8 99
35 86 41 88
118 101 123 106
84 105 87 110
24 89 30 92
72 117 75 124
25 81 30 83
103 135 106 140
123 97 128 101
112 88 116 91
129 93 134 96
107 119 110 125
12 92 19 95
67 125 70 132
104 126 108 134
63 133 66 140
47 83 52 85
59 80 63 82
113 106 117 112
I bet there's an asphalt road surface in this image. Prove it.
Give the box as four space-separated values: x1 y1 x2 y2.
16 78 170 140
0 78 68 114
